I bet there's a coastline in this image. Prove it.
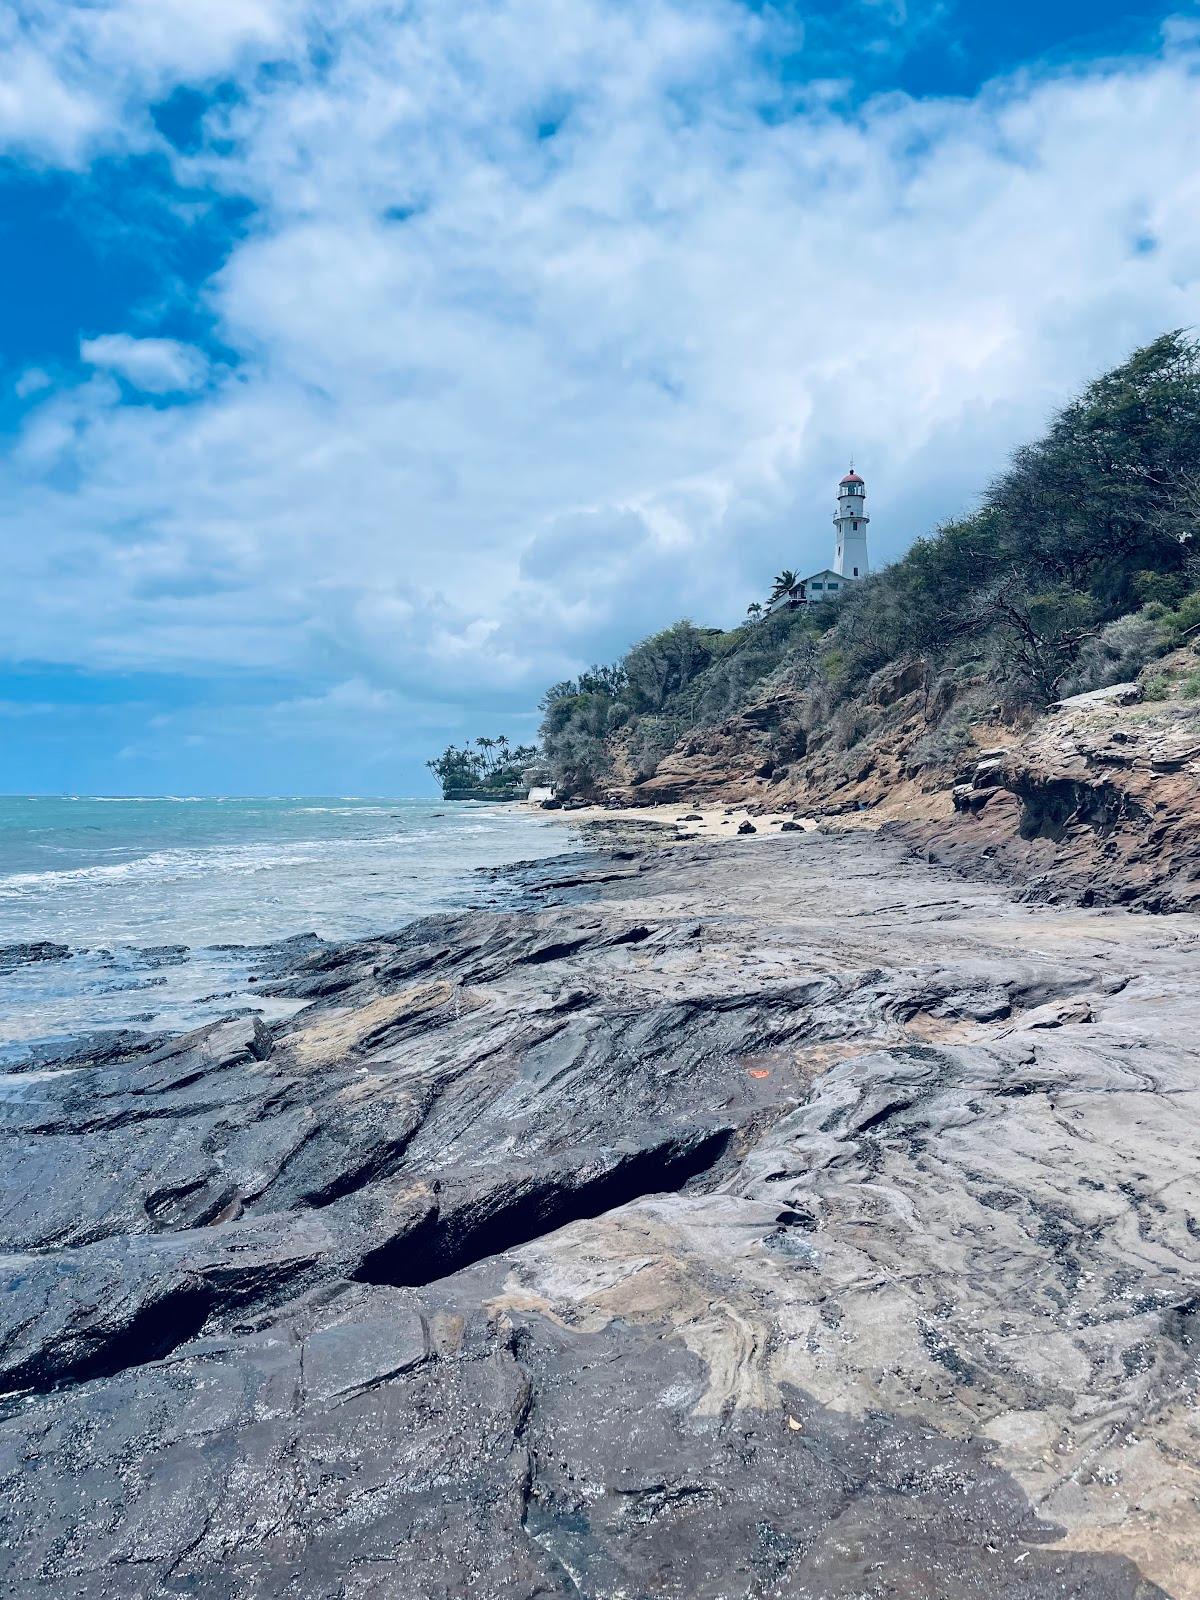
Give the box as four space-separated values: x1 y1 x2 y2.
2 826 1197 1595
0 796 583 1066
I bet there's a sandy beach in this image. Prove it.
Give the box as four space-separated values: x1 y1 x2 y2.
529 798 819 840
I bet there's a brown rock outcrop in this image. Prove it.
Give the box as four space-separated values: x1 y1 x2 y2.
602 656 964 820
596 651 1200 915
889 695 1200 912
607 694 807 806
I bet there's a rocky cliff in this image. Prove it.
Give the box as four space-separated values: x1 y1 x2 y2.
889 679 1200 912
599 657 946 813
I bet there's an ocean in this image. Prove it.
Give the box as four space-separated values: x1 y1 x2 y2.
0 795 578 1063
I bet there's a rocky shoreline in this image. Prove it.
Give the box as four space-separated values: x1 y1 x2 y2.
885 688 1200 915
2 827 1197 1596
580 673 1200 925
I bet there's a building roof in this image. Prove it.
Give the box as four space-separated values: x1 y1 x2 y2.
840 470 864 486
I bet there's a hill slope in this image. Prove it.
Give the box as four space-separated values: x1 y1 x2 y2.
537 333 1200 908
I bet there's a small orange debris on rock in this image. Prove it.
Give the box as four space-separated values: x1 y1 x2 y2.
747 1068 770 1080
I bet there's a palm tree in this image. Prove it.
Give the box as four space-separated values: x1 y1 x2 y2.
746 602 763 621
475 735 496 777
769 569 804 608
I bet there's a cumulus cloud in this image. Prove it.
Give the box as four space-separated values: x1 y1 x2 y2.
13 367 51 399
80 335 209 393
2 2 1200 785
0 0 305 165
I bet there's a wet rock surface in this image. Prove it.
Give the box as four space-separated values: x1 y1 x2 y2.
0 940 70 972
1 831 1196 1596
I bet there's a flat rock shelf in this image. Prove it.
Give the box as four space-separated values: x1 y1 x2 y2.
1 829 1196 1597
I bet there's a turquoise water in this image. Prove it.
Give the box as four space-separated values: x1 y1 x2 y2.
0 796 576 1059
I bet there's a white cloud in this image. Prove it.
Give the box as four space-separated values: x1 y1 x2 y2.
2 3 1200 781
0 0 305 165
0 39 106 166
13 367 52 398
80 335 209 393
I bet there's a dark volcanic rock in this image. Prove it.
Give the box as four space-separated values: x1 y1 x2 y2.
0 832 1193 1596
4 1026 158 1073
133 943 190 968
0 940 70 972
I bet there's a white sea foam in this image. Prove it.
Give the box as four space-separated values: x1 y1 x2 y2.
0 847 323 895
0 795 578 1057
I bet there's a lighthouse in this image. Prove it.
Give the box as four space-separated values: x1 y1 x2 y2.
784 465 874 606
833 467 869 578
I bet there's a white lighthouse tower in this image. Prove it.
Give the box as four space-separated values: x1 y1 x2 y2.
833 467 870 578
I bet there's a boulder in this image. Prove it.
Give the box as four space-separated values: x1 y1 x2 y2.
0 941 70 972
972 759 1006 790
872 656 927 707
1053 682 1142 710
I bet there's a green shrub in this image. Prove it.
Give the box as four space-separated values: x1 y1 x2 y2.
1161 589 1200 646
535 333 1200 794
1059 611 1168 696
1136 571 1191 608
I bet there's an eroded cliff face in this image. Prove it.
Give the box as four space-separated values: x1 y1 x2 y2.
602 657 954 816
889 689 1200 913
1 833 1197 1597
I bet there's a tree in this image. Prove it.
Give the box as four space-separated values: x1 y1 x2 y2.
769 570 804 608
426 734 536 796
577 663 627 697
985 330 1200 611
623 621 715 712
964 577 1098 706
746 602 763 620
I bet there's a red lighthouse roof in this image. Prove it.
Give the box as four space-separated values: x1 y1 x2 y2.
840 469 863 485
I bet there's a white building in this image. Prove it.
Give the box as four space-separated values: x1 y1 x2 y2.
799 467 871 603
832 467 870 579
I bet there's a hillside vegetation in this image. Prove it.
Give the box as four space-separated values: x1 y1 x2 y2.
539 333 1200 804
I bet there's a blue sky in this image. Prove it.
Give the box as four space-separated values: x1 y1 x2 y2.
1 0 1198 796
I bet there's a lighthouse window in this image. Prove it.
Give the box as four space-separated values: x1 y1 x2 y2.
852 567 859 577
